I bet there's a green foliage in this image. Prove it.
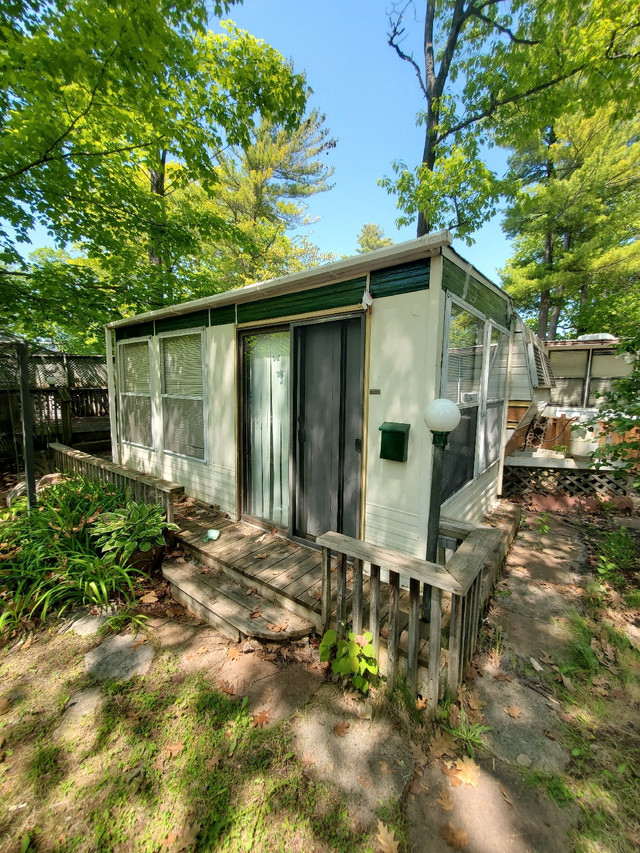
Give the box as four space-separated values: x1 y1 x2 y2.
593 527 638 588
384 0 639 241
91 501 178 565
501 108 640 339
0 1 314 350
0 475 153 638
319 629 381 695
355 223 393 254
587 333 640 489
441 709 491 759
536 513 552 535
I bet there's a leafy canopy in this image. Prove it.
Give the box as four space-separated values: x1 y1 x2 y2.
382 0 640 240
501 108 640 339
0 1 307 270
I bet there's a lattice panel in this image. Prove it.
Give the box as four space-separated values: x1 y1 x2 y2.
503 465 631 498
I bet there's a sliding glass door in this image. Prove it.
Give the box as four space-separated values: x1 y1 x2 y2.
242 330 290 528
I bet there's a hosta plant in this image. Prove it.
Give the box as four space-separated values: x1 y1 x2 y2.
319 629 381 695
91 501 178 566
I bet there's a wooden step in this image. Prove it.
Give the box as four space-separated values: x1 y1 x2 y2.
163 557 315 643
175 520 324 630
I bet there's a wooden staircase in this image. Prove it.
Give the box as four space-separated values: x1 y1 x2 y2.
164 511 319 642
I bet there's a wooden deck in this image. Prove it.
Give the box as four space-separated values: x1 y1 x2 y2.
171 503 435 663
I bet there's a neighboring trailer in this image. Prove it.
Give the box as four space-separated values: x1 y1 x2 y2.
106 231 514 559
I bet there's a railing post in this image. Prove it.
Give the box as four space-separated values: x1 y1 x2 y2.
336 552 347 639
351 558 363 636
321 546 332 632
427 587 443 709
387 570 400 688
406 577 420 696
448 593 463 694
369 563 381 662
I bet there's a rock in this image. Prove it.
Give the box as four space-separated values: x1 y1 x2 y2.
5 481 26 507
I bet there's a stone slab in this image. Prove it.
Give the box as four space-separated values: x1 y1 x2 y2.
84 634 155 681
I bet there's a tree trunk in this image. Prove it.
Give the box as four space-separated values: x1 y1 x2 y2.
537 229 554 339
417 116 438 237
574 283 589 335
538 291 550 340
149 149 167 267
548 285 563 341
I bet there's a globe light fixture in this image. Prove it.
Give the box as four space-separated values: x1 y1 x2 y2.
421 397 461 621
424 397 461 444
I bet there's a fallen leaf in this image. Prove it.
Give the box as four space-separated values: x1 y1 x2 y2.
358 774 372 788
416 695 428 712
492 672 513 682
217 680 235 696
499 783 513 806
454 757 480 787
540 650 555 664
343 690 360 705
380 626 389 640
543 729 556 741
353 634 368 647
245 586 258 596
379 760 391 774
0 697 12 715
430 728 456 760
311 588 323 601
249 608 262 619
530 657 544 671
204 752 221 770
252 709 269 728
140 592 158 605
165 742 184 758
267 621 288 633
505 705 522 719
376 820 400 853
411 741 430 768
333 721 350 737
439 822 469 849
254 553 267 560
227 646 241 660
200 567 210 575
440 762 462 786
448 704 461 728
560 673 575 692
437 787 454 811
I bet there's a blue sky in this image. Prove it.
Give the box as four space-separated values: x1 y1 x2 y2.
218 0 513 281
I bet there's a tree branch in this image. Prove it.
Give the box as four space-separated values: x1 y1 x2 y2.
388 11 428 101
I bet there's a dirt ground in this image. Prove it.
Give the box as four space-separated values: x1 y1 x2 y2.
1 501 639 852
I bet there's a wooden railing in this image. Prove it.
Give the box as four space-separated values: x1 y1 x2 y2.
50 443 184 524
317 523 501 709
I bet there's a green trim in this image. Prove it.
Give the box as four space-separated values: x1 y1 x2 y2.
369 259 430 298
237 277 366 324
115 322 154 341
442 258 510 328
155 310 209 334
210 304 236 326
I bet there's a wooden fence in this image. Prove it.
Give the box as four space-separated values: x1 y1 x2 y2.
51 443 183 524
317 523 502 708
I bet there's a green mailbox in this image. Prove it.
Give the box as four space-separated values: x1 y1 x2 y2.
379 422 410 462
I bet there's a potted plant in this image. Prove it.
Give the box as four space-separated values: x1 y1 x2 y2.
91 501 179 572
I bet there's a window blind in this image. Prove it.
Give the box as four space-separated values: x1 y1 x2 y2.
161 333 205 460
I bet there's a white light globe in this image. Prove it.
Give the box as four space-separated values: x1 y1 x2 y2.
423 398 461 433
